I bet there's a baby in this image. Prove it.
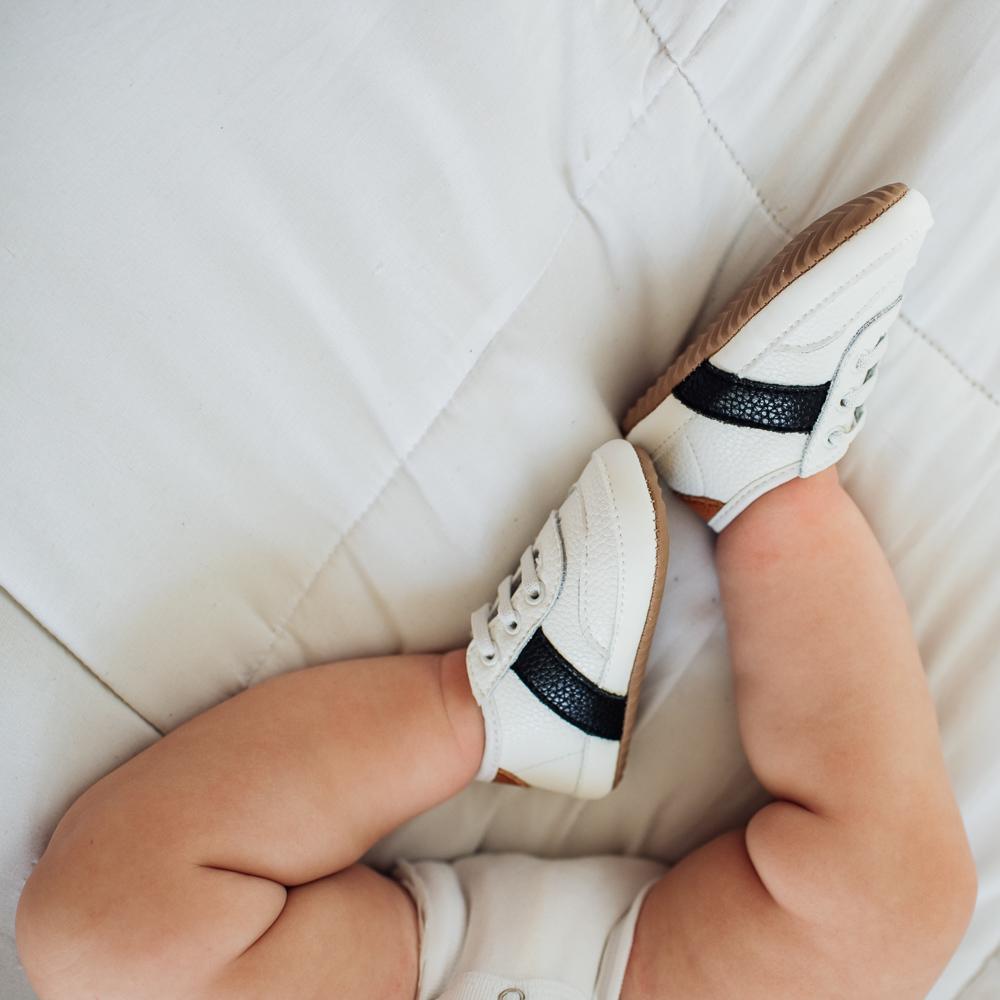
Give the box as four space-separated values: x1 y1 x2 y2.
16 183 975 999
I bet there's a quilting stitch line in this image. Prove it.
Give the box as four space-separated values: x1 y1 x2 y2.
630 0 999 415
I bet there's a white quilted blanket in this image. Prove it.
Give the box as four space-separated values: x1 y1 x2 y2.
3 2 999 997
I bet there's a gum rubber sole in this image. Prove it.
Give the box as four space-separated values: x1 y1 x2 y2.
612 444 669 788
622 182 910 434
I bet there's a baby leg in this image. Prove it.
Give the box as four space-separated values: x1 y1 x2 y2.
624 470 975 999
16 650 482 999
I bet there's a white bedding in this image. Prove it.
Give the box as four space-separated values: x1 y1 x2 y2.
2 1 999 996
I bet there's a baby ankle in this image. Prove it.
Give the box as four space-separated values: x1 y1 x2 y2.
438 649 486 776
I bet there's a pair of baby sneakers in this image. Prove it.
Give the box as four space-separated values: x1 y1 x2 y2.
467 183 933 798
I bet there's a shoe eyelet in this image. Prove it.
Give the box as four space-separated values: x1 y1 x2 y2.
482 648 497 664
525 585 543 605
839 397 850 409
503 617 520 635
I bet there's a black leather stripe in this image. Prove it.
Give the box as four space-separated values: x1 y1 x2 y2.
673 361 829 433
511 629 625 741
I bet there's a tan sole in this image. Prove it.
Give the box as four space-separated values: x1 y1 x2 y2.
612 444 669 788
622 182 909 434
494 768 529 787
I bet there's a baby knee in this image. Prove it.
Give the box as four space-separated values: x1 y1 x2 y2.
747 800 977 985
16 839 152 1000
16 865 90 1000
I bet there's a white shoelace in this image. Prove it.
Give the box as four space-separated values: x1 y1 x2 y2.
470 544 544 663
827 333 889 446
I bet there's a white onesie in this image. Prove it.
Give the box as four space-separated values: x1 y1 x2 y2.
395 853 666 1000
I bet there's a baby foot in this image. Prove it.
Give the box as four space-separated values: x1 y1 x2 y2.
625 183 932 531
467 440 668 798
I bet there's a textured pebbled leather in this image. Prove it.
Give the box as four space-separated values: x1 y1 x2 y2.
739 261 915 386
801 297 901 477
630 188 933 533
512 628 625 740
673 361 829 433
661 408 806 501
486 670 591 793
542 458 620 686
466 439 660 798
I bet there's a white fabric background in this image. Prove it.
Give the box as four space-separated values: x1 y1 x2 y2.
2 1 999 996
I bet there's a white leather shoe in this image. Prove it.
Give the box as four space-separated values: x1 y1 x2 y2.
467 439 668 798
624 183 933 531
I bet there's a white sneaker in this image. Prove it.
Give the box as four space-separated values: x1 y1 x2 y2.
624 183 933 531
467 440 668 798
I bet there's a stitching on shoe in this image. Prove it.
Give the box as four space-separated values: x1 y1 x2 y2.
518 746 591 772
735 230 924 375
593 451 626 689
799 297 903 478
683 430 708 497
650 410 696 466
770 274 905 356
575 732 589 797
578 480 601 657
573 481 610 661
479 680 503 779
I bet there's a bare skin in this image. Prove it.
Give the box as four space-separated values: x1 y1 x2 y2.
622 469 976 999
16 468 976 999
